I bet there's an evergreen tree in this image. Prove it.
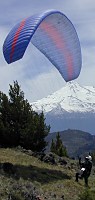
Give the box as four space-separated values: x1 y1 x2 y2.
0 81 50 151
0 92 11 146
8 81 32 145
21 111 50 152
35 111 50 152
55 132 62 151
50 132 68 157
50 139 56 153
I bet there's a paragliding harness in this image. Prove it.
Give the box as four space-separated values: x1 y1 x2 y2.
76 156 92 186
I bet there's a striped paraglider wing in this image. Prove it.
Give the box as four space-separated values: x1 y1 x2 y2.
3 10 82 82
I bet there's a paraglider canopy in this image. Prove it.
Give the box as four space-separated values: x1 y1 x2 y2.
3 10 82 82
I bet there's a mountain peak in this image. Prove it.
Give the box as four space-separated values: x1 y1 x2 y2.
32 82 95 113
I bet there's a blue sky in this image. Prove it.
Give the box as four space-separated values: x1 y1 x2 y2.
0 0 95 102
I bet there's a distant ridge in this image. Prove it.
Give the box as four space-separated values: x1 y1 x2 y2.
46 129 95 157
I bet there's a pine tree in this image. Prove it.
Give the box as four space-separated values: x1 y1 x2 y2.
33 111 50 152
56 132 62 151
0 92 11 146
20 111 50 152
50 139 56 153
50 132 68 157
8 81 32 145
0 81 50 151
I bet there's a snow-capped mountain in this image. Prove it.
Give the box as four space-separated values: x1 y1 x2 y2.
32 81 95 114
31 82 95 134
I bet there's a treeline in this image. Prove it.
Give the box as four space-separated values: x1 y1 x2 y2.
0 81 50 152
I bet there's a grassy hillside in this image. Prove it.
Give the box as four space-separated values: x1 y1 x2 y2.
0 148 95 200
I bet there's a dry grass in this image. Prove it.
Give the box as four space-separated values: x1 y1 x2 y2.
0 148 95 200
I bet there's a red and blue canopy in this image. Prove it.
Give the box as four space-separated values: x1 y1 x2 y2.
3 10 82 82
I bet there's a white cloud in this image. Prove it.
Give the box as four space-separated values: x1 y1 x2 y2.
0 0 95 101
24 68 64 102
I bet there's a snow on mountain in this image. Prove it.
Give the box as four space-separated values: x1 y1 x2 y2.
32 81 95 114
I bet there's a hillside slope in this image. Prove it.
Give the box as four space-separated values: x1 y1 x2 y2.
0 148 95 200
